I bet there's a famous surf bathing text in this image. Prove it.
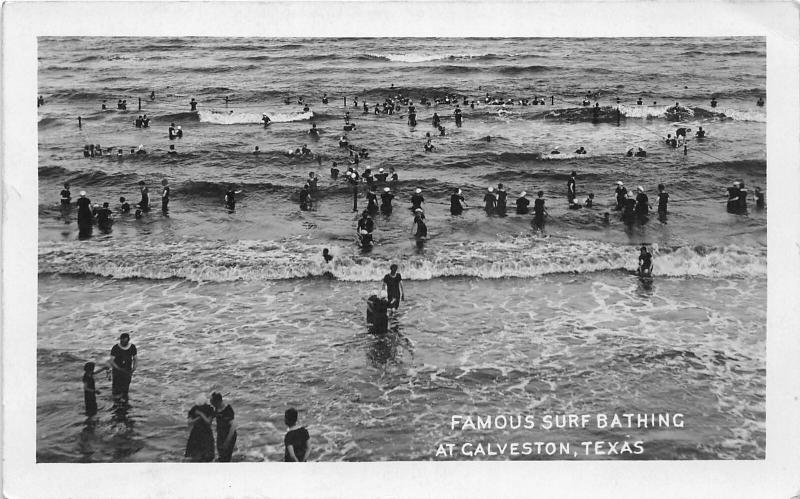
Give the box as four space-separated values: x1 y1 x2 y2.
435 413 685 458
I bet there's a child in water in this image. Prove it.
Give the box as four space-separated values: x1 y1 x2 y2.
83 362 108 416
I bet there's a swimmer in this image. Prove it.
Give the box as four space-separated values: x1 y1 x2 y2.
637 246 653 277
438 125 446 136
190 98 197 111
299 184 312 211
495 183 508 216
167 145 177 155
330 161 340 180
168 122 176 139
134 209 143 219
161 179 170 213
574 146 587 155
726 181 741 213
411 188 424 211
695 126 706 138
60 182 72 207
657 183 669 217
634 186 650 221
411 209 427 240
424 139 435 152
636 97 643 105
756 97 764 107
450 188 466 215
309 123 319 135
621 192 636 226
483 187 496 214
381 264 405 311
138 181 150 211
96 202 113 230
567 171 577 204
225 188 243 211
307 172 318 193
262 114 271 127
322 248 333 264
584 193 594 208
516 191 530 215
176 126 183 139
119 197 130 213
710 97 717 108
357 211 375 235
380 187 394 215
253 146 260 155
675 127 691 139
532 191 547 231
366 187 379 214
117 149 123 158
374 168 387 183
754 187 765 209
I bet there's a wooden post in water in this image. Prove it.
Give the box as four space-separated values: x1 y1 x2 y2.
138 97 141 111
77 116 82 128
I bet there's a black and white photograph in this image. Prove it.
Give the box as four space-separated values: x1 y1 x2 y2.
3 2 800 498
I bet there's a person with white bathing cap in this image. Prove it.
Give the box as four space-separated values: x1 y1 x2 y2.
410 188 424 211
483 186 496 214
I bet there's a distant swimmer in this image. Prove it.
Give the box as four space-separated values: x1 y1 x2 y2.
60 182 72 207
567 171 577 204
568 197 582 210
454 106 463 127
299 184 312 211
322 248 333 264
262 114 271 127
634 186 649 222
574 146 587 155
381 264 405 311
161 179 170 213
344 111 351 125
636 97 643 105
169 122 177 139
582 99 591 107
190 98 197 111
621 192 636 226
584 193 594 208
168 145 177 155
532 191 547 231
366 186 379 214
339 135 349 148
495 183 508 216
357 210 375 234
637 246 653 277
710 97 717 108
330 161 340 180
96 202 113 231
695 126 706 138
225 188 242 211
308 123 319 136
516 191 530 214
754 186 765 209
142 115 150 128
411 209 428 240
120 197 130 213
307 172 318 193
138 181 150 211
424 139 435 152
675 127 691 139
135 115 143 128
101 100 107 110
438 125 446 136
380 187 394 215
253 146 260 155
726 181 741 213
657 183 669 220
626 147 647 157
322 94 329 104
136 145 148 155
389 167 398 186
150 90 155 100
76 191 93 235
483 187 497 214
756 97 764 107
411 188 424 211
374 167 387 183
450 188 466 215
665 134 677 148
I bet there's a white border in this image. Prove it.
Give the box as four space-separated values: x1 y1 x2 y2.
3 2 799 498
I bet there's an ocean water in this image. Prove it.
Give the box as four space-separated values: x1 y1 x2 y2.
37 37 766 461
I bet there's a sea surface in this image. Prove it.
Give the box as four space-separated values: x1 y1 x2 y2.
37 37 766 461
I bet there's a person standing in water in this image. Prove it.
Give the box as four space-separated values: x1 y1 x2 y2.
161 179 170 214
532 191 547 232
211 392 237 462
76 191 93 235
567 171 577 204
657 183 669 221
82 361 108 417
516 191 530 214
380 187 394 215
483 187 496 214
138 181 150 212
495 183 508 216
450 188 466 215
60 182 72 208
284 408 311 462
107 333 137 403
381 263 405 311
637 246 653 277
185 395 215 462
